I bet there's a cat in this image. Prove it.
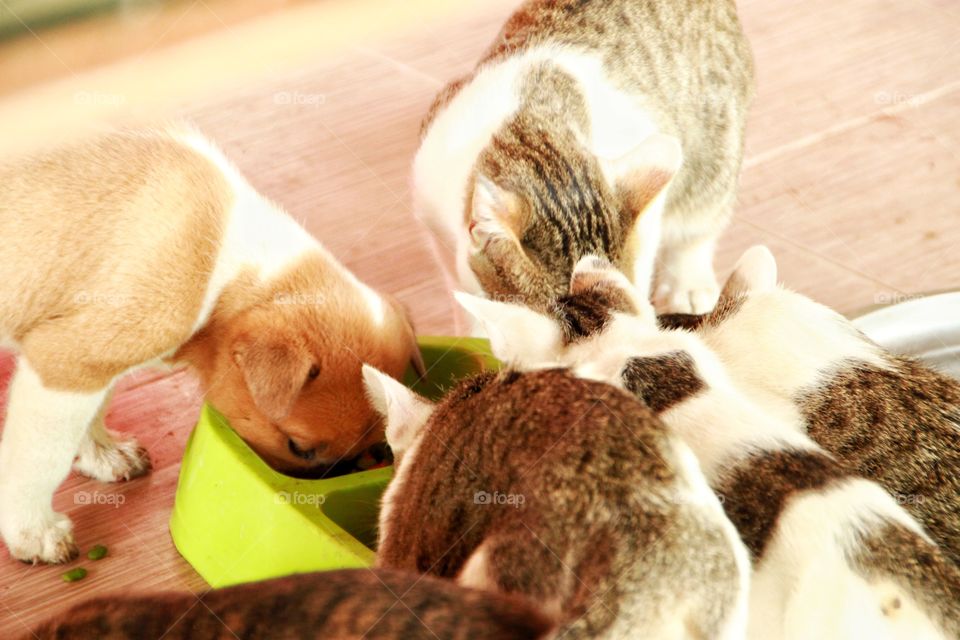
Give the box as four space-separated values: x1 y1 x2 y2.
458 256 960 639
413 0 754 316
363 364 749 639
25 568 554 640
688 246 960 568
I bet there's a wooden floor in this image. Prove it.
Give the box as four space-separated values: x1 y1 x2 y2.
1 0 959 633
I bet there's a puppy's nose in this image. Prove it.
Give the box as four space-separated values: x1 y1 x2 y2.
288 438 328 461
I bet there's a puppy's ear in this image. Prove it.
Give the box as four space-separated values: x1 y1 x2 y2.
232 335 312 423
611 134 683 225
398 301 426 381
362 365 433 453
721 245 779 299
381 293 427 381
454 292 562 365
408 339 427 380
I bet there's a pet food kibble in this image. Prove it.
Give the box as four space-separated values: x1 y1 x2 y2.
62 568 87 582
87 545 108 560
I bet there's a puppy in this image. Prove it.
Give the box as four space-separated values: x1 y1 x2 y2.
0 127 422 564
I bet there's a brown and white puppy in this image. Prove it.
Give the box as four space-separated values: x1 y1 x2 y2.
0 127 422 564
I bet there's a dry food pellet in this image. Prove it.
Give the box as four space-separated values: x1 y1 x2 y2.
62 568 87 582
87 545 108 560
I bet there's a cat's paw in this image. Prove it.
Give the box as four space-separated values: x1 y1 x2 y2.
74 433 151 483
3 512 78 564
654 277 720 315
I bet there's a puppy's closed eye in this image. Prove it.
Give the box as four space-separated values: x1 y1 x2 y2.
305 364 320 385
288 437 317 461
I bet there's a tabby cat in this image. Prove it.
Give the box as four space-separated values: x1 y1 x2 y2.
459 256 960 639
693 246 960 568
363 364 749 639
26 568 553 640
414 0 754 315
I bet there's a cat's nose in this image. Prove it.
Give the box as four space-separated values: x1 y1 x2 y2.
288 439 329 461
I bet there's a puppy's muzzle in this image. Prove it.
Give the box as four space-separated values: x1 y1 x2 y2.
288 438 326 461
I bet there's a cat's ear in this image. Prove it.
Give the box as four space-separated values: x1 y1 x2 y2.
610 134 683 222
469 175 527 248
571 255 633 296
721 245 778 298
570 255 656 320
362 365 434 454
454 292 562 366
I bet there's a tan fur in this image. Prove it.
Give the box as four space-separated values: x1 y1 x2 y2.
0 129 418 474
0 131 226 390
176 256 416 470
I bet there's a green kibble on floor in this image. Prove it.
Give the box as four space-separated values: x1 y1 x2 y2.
87 544 108 560
62 567 87 582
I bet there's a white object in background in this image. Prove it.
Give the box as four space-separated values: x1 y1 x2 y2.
853 292 960 380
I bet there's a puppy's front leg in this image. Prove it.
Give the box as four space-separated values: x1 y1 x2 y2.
0 359 107 563
73 390 151 482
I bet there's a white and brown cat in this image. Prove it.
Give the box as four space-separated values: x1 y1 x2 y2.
0 127 422 564
363 362 749 639
459 252 960 640
414 0 754 315
690 247 960 568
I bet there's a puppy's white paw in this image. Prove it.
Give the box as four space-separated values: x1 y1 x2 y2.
3 512 78 564
74 433 151 482
654 276 720 315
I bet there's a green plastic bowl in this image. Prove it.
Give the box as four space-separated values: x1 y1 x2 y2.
169 336 499 588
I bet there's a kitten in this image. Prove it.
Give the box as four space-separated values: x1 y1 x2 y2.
26 568 553 640
612 334 960 640
459 259 960 639
691 246 960 567
414 0 754 315
363 365 749 639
